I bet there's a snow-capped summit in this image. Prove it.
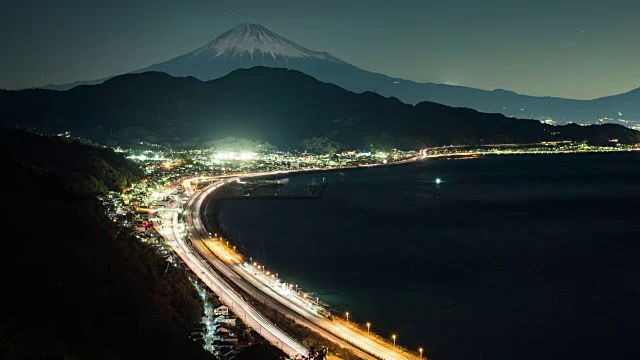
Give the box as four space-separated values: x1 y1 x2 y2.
192 23 345 63
44 23 358 89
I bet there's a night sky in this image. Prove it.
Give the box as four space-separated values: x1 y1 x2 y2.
2 0 639 99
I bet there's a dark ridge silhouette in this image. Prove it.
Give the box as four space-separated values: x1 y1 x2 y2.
3 67 639 149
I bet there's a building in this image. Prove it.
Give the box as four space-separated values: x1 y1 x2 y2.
215 326 234 337
214 305 229 316
214 315 237 326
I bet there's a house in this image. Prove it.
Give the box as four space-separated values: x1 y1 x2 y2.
214 315 237 326
215 326 235 337
213 335 238 344
214 305 229 316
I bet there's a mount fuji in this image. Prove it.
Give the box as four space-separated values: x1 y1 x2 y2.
138 23 352 81
46 23 640 127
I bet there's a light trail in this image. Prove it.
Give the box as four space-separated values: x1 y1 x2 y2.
156 186 308 357
184 176 424 359
157 153 428 359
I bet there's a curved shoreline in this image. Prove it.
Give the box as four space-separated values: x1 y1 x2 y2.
184 180 415 359
200 157 426 310
198 148 638 312
199 150 427 248
186 156 428 359
187 148 638 358
198 148 633 252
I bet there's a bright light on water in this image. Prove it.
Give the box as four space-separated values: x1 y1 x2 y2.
435 178 442 184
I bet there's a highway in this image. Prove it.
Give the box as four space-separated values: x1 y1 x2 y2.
155 183 308 357
154 145 634 358
186 181 383 360
181 172 424 359
158 154 427 359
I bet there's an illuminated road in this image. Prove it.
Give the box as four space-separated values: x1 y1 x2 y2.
186 181 383 360
155 188 308 357
152 145 638 358
157 154 426 359
182 169 424 359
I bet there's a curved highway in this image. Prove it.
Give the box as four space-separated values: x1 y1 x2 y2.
182 166 425 359
156 183 308 357
158 154 427 359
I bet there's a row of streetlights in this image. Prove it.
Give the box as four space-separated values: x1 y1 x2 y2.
344 311 424 359
240 251 427 359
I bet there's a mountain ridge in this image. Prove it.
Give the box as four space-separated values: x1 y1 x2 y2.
3 67 639 149
38 23 640 128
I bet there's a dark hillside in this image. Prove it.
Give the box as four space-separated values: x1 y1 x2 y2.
0 130 210 359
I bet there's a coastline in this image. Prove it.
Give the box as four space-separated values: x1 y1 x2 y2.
195 152 429 332
182 148 640 359
198 147 636 248
199 152 425 261
181 172 409 359
198 147 638 297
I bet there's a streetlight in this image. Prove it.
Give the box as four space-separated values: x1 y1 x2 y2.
366 322 371 338
392 334 396 349
345 311 349 323
419 347 423 359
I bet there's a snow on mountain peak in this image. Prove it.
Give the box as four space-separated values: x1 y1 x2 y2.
193 23 345 63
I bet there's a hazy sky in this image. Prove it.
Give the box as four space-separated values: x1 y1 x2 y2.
2 0 639 99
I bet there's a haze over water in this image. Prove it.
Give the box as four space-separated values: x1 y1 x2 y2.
214 153 640 360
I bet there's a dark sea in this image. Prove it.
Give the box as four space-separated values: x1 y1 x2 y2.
213 153 640 360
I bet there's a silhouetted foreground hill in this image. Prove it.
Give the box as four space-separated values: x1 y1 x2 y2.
2 68 639 149
0 130 210 359
2 130 143 194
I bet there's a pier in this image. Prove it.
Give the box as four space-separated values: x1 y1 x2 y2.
220 178 328 200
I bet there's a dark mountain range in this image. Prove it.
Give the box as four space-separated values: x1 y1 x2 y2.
43 23 640 128
4 67 639 149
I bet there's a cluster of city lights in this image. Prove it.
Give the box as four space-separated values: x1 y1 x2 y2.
212 151 257 161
